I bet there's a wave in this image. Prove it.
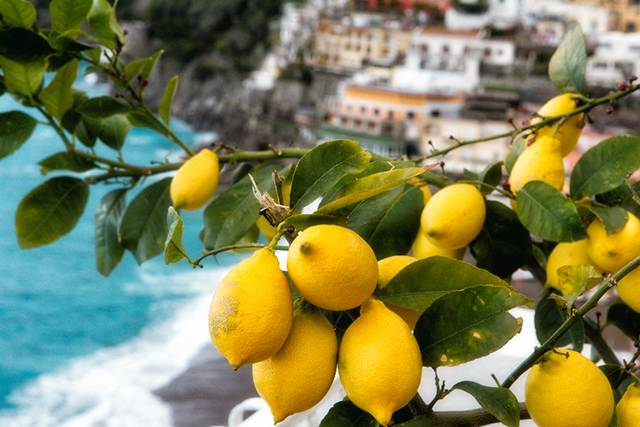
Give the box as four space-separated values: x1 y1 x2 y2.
0 266 230 427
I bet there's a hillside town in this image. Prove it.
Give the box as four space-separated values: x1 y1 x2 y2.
243 0 640 176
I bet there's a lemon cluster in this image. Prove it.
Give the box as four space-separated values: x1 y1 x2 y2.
208 224 423 425
509 93 584 194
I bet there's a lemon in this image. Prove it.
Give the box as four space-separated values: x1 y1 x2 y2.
545 240 596 291
421 183 486 250
377 256 421 329
287 225 377 311
412 229 465 260
616 266 640 312
531 93 584 156
525 349 614 427
339 299 422 425
170 149 219 211
509 136 564 193
587 212 640 272
209 248 293 368
253 310 337 423
617 382 640 427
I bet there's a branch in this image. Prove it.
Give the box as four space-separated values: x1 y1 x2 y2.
502 255 640 388
190 243 289 268
583 317 621 365
395 403 530 426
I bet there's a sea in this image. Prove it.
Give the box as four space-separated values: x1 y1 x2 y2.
0 73 239 426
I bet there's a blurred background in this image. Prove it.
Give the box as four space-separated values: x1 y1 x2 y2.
1 0 640 426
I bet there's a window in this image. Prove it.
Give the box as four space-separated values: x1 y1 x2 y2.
360 106 367 114
387 111 394 119
442 44 450 54
406 111 415 120
373 108 380 116
420 44 428 53
431 110 441 117
484 48 491 57
626 21 637 32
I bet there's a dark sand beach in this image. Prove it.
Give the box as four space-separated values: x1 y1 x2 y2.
156 345 257 427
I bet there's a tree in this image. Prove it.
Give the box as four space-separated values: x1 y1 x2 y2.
1 2 640 425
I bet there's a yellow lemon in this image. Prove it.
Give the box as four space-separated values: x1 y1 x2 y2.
287 225 377 311
509 136 564 193
617 382 640 427
525 349 614 427
377 256 421 329
253 310 337 423
421 183 486 250
587 212 640 272
545 240 597 291
209 249 293 368
617 266 640 312
170 149 219 210
412 229 465 260
339 299 422 425
531 93 584 156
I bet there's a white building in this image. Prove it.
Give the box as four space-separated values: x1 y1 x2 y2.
524 1 609 43
391 28 515 94
445 0 524 31
587 32 640 87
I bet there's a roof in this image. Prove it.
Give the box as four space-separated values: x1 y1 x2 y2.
319 124 406 146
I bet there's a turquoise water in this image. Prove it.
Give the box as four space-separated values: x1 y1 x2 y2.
0 76 237 425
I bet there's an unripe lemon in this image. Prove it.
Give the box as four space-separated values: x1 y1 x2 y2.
587 212 640 272
525 349 614 427
545 240 597 291
531 93 584 156
253 310 337 423
420 183 486 250
616 267 640 312
170 149 219 210
412 229 465 260
339 299 422 425
617 382 640 427
209 249 293 368
509 136 564 193
287 225 377 311
377 256 421 329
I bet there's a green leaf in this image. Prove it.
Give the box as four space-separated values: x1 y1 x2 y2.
88 0 125 49
415 285 529 367
471 200 532 278
0 57 44 96
557 264 601 308
505 136 527 174
50 0 92 33
89 114 131 151
95 188 126 276
119 178 172 264
600 364 633 402
378 256 509 310
347 184 423 259
608 303 640 340
515 181 586 242
127 111 169 136
159 75 178 124
0 29 54 62
0 0 37 28
534 296 584 351
318 159 392 208
317 167 424 214
202 167 279 250
597 181 640 217
290 140 371 210
589 206 629 235
39 151 96 173
571 136 640 198
15 177 89 248
0 110 37 159
164 207 189 264
452 381 520 427
465 162 503 195
319 400 377 427
123 49 163 82
77 96 133 118
281 213 346 232
40 60 78 119
548 25 587 95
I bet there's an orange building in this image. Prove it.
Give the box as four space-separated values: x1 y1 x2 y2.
576 0 640 32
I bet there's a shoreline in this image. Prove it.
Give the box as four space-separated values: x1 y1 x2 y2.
155 344 257 427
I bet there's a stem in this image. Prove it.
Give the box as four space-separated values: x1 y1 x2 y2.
191 243 289 268
502 255 640 388
396 404 530 426
36 105 73 150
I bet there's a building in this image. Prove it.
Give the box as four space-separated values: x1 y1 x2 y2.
576 0 640 32
586 32 640 87
525 1 609 43
445 0 524 31
306 15 411 72
392 28 515 93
